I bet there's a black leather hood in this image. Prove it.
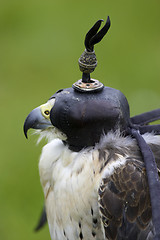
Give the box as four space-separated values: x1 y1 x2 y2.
50 87 130 151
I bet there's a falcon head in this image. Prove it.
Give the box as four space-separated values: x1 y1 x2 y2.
24 86 131 151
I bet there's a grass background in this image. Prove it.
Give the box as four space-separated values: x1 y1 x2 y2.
0 0 160 239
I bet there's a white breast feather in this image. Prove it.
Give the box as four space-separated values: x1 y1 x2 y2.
39 139 105 239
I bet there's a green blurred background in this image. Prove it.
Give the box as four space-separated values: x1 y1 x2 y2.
0 0 160 239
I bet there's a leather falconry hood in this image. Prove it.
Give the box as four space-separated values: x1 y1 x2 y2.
49 87 130 151
49 17 160 239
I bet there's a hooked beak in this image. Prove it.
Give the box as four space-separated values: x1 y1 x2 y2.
23 106 52 138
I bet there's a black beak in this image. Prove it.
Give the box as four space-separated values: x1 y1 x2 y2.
23 107 52 138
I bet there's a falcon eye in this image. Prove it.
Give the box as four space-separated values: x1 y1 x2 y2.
44 110 50 116
40 99 55 119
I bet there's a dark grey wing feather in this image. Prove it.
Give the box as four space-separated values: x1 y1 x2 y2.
98 155 154 240
35 205 47 231
117 214 154 240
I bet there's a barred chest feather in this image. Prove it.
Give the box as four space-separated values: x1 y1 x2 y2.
39 138 108 240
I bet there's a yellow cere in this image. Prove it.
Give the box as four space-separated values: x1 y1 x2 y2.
40 99 55 120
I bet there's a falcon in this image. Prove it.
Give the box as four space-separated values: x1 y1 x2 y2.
24 17 160 240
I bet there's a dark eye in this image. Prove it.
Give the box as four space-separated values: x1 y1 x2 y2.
44 110 50 115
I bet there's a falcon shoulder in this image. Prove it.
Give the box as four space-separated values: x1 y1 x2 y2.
97 132 160 240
